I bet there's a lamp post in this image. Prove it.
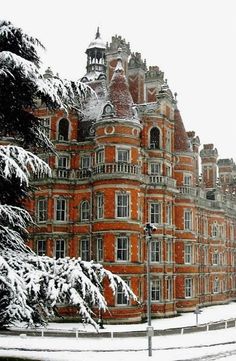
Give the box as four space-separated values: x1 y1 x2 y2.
144 223 156 357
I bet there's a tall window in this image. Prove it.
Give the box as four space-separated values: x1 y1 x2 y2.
166 241 172 263
212 250 219 265
58 156 69 168
116 193 130 218
150 162 161 174
166 130 171 152
96 149 104 164
37 198 47 223
58 118 69 141
150 203 162 224
81 239 90 261
56 198 67 221
81 155 91 169
213 277 220 293
55 239 65 259
166 203 172 225
185 278 193 298
184 210 192 230
117 149 130 163
204 246 209 265
184 174 192 186
151 279 161 302
116 282 129 305
150 240 161 263
150 127 160 149
80 200 90 221
116 236 129 261
184 244 193 264
96 194 104 219
212 223 218 238
166 277 173 301
37 239 46 256
96 238 103 262
40 117 50 138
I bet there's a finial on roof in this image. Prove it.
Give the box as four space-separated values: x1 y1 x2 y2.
174 92 178 101
96 27 100 39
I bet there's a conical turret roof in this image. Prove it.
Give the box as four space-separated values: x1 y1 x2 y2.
174 108 190 152
108 57 134 119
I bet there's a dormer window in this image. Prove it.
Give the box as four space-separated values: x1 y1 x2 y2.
58 118 69 141
150 127 160 149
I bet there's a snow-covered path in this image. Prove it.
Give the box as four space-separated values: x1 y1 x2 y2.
1 302 236 360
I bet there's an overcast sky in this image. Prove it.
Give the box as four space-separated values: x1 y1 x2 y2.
2 0 236 161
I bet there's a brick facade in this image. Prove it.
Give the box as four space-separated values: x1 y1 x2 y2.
27 30 236 323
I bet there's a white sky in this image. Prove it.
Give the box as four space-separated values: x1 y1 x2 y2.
2 0 236 161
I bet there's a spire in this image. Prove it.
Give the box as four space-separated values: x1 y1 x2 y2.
96 27 100 39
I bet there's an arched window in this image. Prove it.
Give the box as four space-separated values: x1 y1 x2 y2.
81 200 90 221
58 118 69 141
150 127 160 149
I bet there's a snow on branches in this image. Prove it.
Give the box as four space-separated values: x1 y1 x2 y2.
0 252 137 329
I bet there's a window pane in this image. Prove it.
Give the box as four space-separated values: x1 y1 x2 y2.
150 203 161 224
37 240 46 256
117 149 129 162
55 239 65 259
81 239 90 261
151 279 161 301
97 238 103 262
116 282 129 305
56 199 66 221
150 240 161 262
117 194 129 218
117 237 129 261
37 198 47 222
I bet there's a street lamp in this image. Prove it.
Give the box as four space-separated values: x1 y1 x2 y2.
144 223 156 357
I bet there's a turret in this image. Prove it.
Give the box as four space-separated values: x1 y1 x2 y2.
200 144 218 189
81 27 106 82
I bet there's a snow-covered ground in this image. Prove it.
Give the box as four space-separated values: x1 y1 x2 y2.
1 302 236 360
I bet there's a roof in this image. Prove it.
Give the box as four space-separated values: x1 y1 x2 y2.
174 108 191 152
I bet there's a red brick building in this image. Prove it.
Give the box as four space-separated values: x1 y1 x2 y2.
27 29 236 323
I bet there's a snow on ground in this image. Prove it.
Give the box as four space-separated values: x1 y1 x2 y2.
46 302 236 333
1 302 236 360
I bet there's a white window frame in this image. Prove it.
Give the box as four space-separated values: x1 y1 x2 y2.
150 162 162 175
116 193 130 218
151 279 161 302
185 278 193 298
150 202 162 224
81 238 90 261
96 238 103 262
40 117 51 138
37 239 46 256
117 148 130 163
96 149 104 164
166 277 173 301
184 244 193 264
212 250 219 265
57 155 69 169
55 239 65 259
80 200 90 222
116 236 129 262
213 277 220 293
116 281 130 306
150 239 161 263
37 198 47 223
184 209 192 230
81 155 91 169
166 241 172 263
96 194 104 219
166 203 172 225
55 198 67 222
184 174 192 186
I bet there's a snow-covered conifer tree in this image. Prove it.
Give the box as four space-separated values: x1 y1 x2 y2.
0 20 136 329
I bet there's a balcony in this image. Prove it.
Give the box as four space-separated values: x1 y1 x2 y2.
149 175 176 188
177 186 197 197
93 162 141 176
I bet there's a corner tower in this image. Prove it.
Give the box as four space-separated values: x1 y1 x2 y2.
81 27 106 82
